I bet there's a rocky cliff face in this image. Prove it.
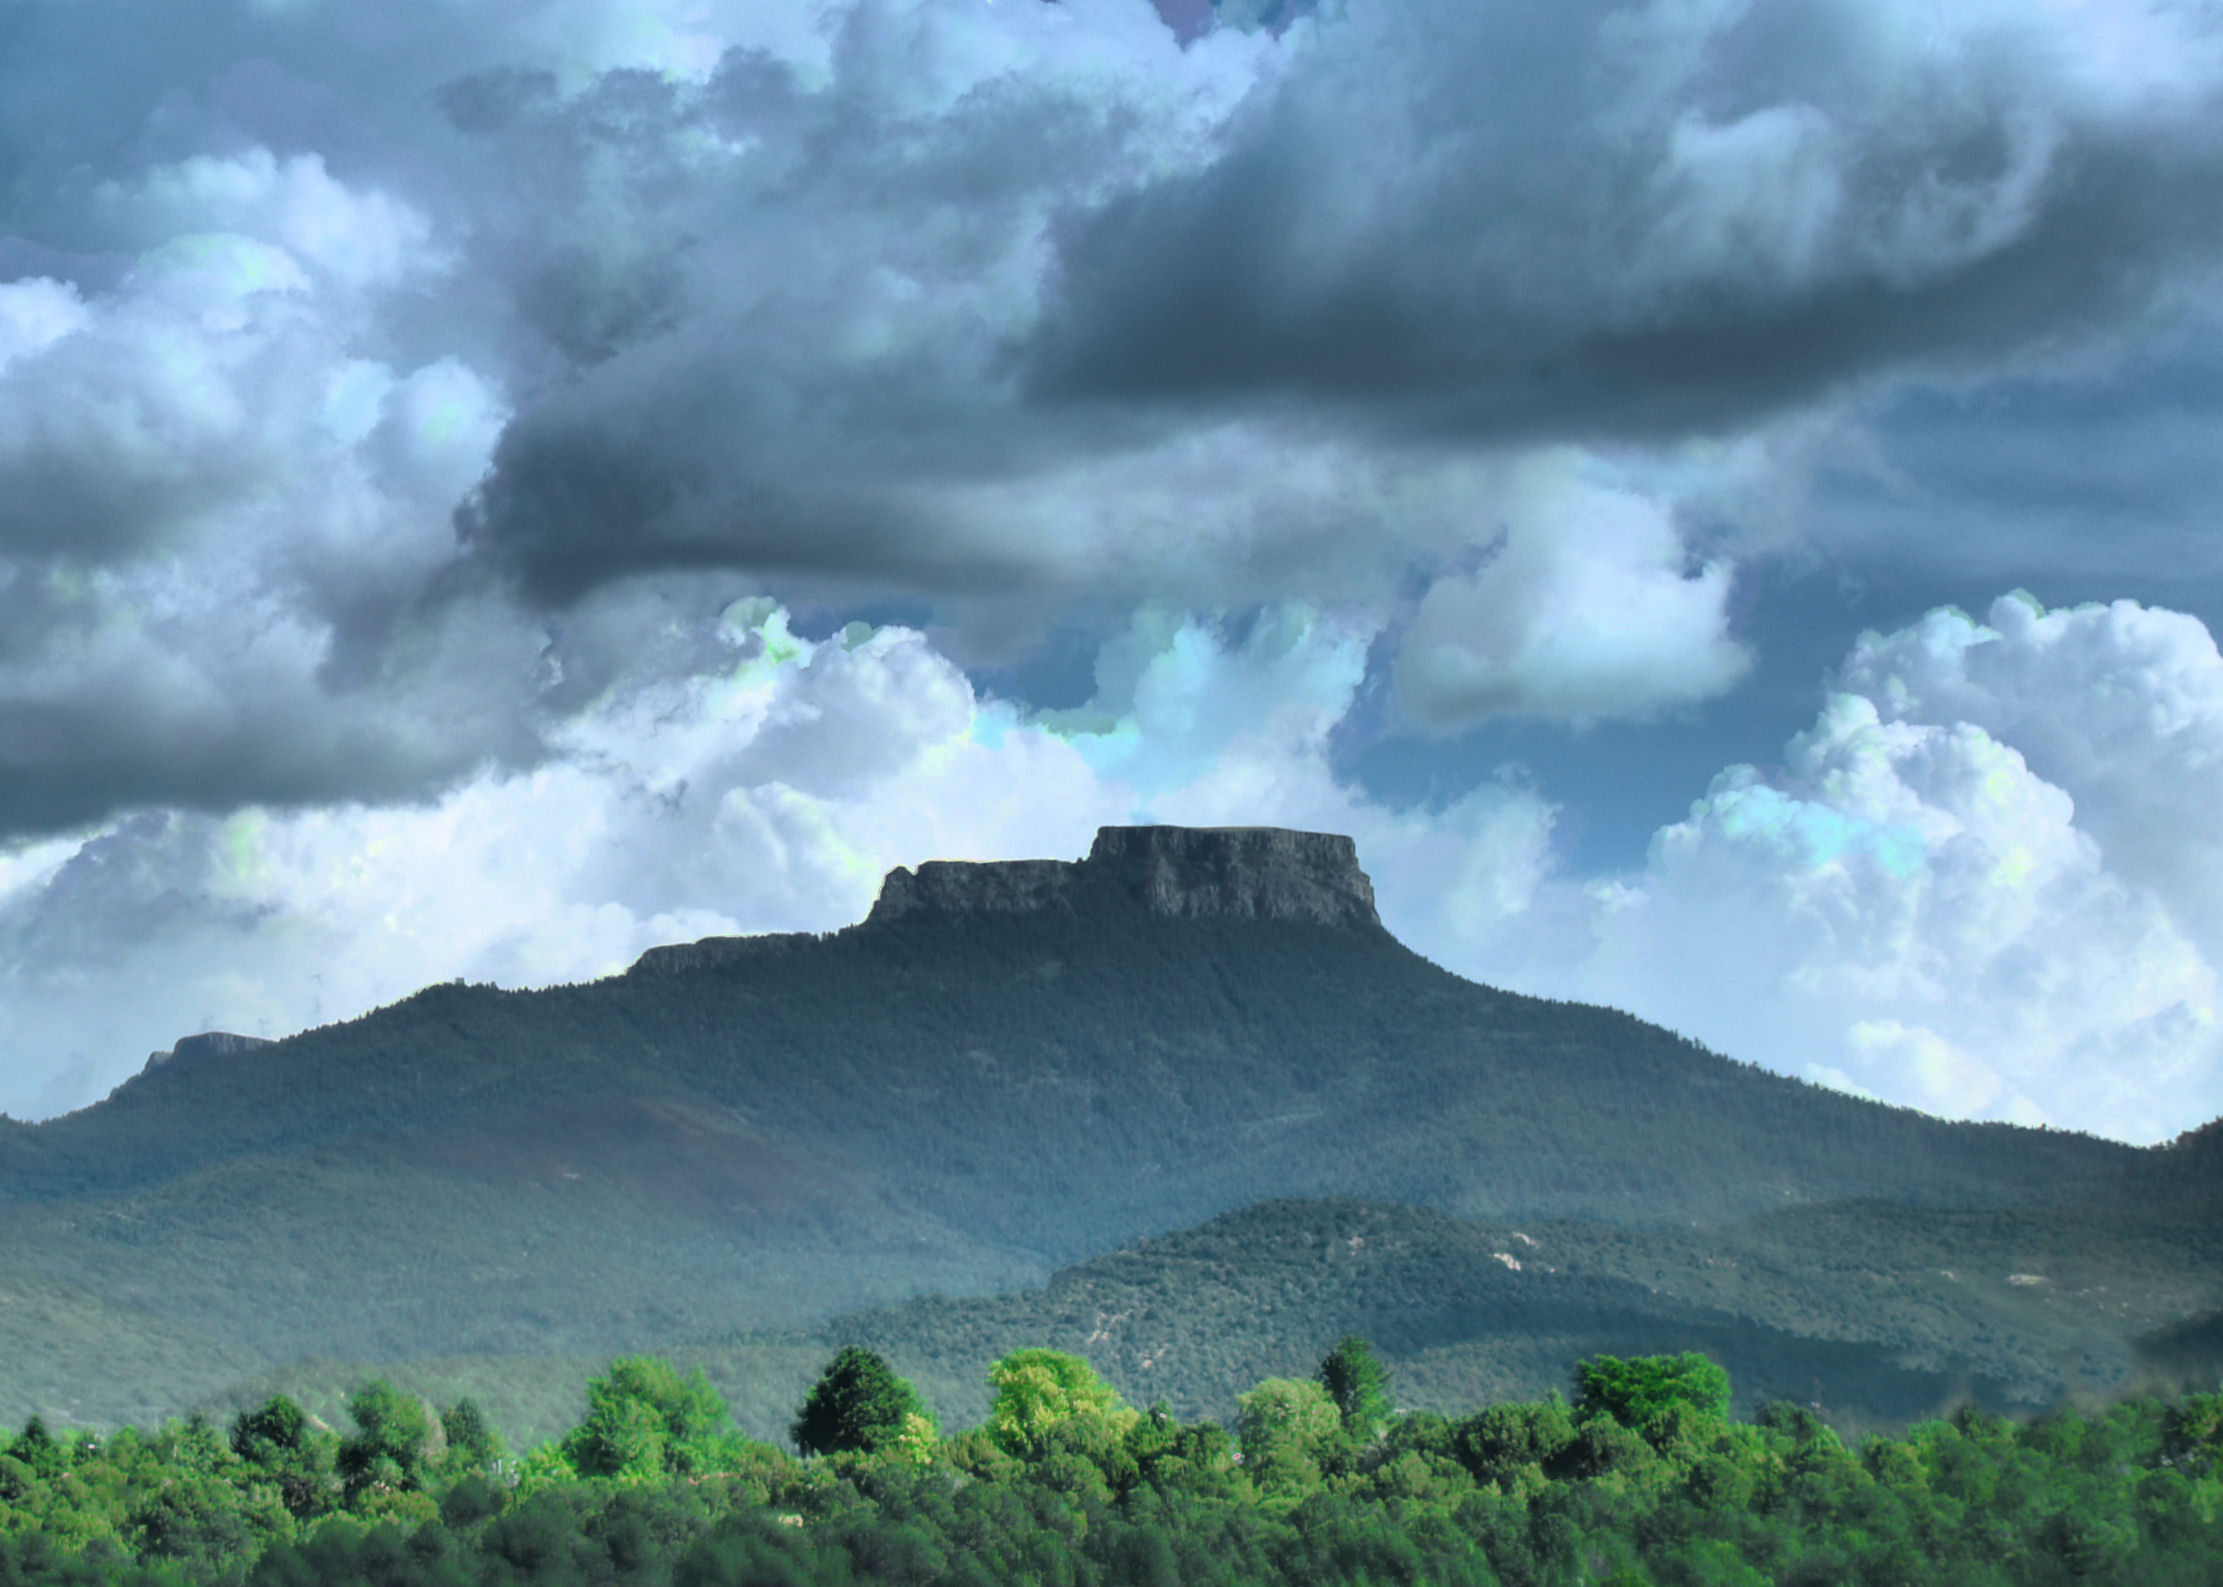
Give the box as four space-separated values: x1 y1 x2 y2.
866 825 1381 929
141 1031 272 1075
627 827 1383 974
628 932 825 975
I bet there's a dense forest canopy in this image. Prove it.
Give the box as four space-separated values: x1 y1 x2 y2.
3 1342 2220 1586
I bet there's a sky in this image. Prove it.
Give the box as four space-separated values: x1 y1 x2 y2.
3 0 2223 1142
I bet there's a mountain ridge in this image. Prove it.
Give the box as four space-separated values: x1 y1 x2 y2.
0 824 2215 1430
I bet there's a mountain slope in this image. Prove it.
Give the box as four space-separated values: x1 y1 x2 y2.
207 1189 2223 1449
0 825 2212 1426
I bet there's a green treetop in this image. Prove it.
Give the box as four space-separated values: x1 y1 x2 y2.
791 1346 935 1459
564 1356 732 1481
1316 1334 1393 1439
336 1382 440 1497
1575 1352 1732 1432
1237 1378 1345 1505
985 1348 1138 1458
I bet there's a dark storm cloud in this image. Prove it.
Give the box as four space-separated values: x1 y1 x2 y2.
6 0 2223 843
1029 0 2223 440
450 29 1200 602
0 562 545 836
452 0 2223 610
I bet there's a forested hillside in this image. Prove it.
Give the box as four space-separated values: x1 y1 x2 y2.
152 1190 2223 1456
1 829 2215 1432
815 1197 2223 1435
3 874 2181 1236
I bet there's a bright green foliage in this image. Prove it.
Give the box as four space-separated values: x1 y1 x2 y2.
1315 1334 1392 1440
790 1346 934 1458
563 1356 733 1481
1575 1351 1732 1430
1236 1377 1344 1504
1 1354 2222 1587
984 1348 1137 1457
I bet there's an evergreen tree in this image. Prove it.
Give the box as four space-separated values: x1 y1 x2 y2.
790 1346 933 1458
1316 1335 1393 1439
440 1398 504 1468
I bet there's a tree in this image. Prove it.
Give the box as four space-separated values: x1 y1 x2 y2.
337 1381 441 1496
230 1397 309 1463
230 1396 336 1519
2164 1392 2223 1476
985 1349 1137 1458
9 1417 62 1482
1235 1378 1343 1504
1316 1335 1393 1440
1574 1353 1731 1432
564 1356 731 1481
1453 1395 1576 1490
791 1346 935 1458
441 1398 506 1470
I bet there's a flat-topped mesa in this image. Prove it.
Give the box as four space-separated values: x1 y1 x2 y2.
866 825 1382 929
141 1031 272 1076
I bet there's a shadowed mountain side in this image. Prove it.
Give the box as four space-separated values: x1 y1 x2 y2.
18 1184 2219 1440
2133 1308 2223 1392
0 914 2177 1244
0 1097 1043 1371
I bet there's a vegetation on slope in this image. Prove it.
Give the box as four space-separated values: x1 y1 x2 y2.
804 1196 2223 1434
7 911 2174 1234
13 1189 2222 1444
4 898 2216 1435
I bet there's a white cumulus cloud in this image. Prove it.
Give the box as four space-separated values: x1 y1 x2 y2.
1458 596 2223 1144
1394 457 1751 728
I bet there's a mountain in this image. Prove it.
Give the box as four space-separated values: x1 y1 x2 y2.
0 824 2215 1431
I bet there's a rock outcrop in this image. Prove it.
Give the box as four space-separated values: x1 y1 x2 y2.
629 932 825 975
867 825 1381 929
628 827 1383 975
142 1031 273 1075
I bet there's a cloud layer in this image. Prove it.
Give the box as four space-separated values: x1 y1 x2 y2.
1031 0 2223 434
4 1 2223 1140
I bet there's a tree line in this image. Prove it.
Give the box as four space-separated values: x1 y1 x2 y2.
2 1340 2220 1585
